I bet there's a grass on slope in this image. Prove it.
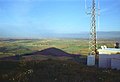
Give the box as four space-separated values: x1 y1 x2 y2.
0 60 120 82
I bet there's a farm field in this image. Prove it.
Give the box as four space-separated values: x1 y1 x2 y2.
0 38 116 58
0 39 119 82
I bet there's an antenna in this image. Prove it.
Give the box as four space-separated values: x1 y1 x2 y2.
85 0 92 15
98 0 100 30
85 0 100 55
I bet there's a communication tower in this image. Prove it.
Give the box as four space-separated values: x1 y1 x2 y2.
85 0 100 55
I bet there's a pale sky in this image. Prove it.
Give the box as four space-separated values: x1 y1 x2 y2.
0 0 120 38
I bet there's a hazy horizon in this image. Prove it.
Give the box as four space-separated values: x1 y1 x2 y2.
0 31 120 39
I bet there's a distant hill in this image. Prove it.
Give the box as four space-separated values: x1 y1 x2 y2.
0 31 120 39
24 47 77 57
97 31 120 39
28 31 120 39
0 47 80 60
49 31 120 39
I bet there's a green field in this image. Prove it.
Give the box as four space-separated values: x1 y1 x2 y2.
0 39 116 57
0 39 120 82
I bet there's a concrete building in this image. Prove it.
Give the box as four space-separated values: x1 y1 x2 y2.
98 48 120 70
111 58 120 70
99 54 120 69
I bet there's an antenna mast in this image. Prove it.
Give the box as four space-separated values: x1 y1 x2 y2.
90 0 97 55
85 0 100 55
